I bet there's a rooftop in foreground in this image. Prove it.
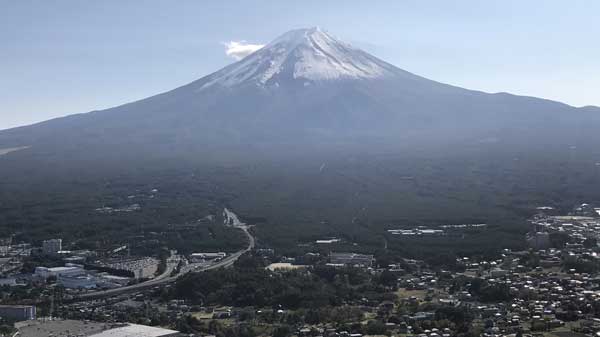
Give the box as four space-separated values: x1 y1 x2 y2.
15 319 181 337
89 323 179 337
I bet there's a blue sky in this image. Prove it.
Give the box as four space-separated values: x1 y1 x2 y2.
1 1 598 130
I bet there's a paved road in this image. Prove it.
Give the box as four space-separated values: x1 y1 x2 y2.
71 222 254 302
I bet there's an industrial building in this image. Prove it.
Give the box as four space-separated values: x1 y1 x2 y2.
0 305 36 321
34 265 85 280
91 257 159 279
58 274 97 289
34 264 133 289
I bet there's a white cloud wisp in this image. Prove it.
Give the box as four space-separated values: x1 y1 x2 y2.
223 41 265 60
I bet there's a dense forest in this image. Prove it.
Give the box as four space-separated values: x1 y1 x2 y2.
1 145 600 261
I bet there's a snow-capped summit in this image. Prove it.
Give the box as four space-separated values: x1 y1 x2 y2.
201 27 398 89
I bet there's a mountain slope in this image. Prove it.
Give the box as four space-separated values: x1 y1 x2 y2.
1 27 599 161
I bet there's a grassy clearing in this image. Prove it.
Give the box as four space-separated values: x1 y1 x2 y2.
396 288 428 300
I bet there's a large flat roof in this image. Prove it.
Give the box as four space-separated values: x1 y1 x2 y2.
16 320 180 337
16 320 108 337
89 324 179 337
38 266 81 272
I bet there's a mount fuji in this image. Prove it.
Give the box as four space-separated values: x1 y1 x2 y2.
1 27 599 167
203 27 399 87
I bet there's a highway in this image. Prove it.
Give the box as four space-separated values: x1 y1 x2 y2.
70 215 255 302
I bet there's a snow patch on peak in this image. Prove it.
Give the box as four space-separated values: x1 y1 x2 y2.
200 28 395 90
290 29 389 81
264 26 324 50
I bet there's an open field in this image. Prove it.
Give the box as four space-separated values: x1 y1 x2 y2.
396 288 428 300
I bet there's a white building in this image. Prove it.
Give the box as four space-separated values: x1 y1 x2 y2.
190 252 226 261
34 266 84 280
42 238 62 255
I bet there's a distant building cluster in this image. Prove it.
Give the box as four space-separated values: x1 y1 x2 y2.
530 203 600 248
95 204 141 214
387 223 487 237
